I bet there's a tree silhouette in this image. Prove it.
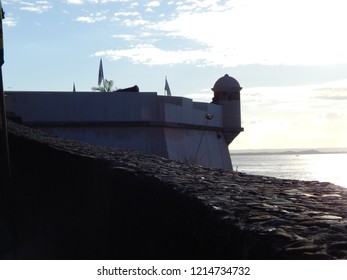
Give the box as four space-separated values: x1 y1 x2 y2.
92 79 115 92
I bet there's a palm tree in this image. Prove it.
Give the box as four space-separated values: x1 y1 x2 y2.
92 79 115 92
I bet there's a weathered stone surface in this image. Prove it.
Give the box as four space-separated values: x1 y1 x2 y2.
1 120 347 259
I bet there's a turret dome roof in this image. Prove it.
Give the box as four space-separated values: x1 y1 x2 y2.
212 74 242 92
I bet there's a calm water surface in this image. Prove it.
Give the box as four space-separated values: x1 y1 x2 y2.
231 153 347 188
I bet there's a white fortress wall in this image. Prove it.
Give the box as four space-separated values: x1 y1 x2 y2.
158 96 223 127
164 128 232 169
7 91 225 127
6 91 233 170
44 126 168 157
7 91 169 156
7 91 158 123
158 96 230 169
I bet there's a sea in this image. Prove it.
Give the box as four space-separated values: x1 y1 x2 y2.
230 152 347 189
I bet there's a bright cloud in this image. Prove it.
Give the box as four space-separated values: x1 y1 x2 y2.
94 44 208 65
92 0 347 67
112 34 136 41
146 1 160 8
314 81 347 100
231 79 347 149
176 0 222 12
65 0 85 4
18 1 53 13
3 15 17 27
122 18 149 27
145 1 160 13
76 12 107 23
36 0 346 67
65 0 129 4
154 0 347 66
114 11 140 17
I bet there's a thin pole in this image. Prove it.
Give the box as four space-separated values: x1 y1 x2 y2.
0 67 10 182
193 114 214 165
0 2 16 259
0 2 10 182
193 119 208 165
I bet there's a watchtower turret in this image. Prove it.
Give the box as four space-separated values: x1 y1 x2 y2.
212 74 243 144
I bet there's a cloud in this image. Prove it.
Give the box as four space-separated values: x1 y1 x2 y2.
175 0 222 12
94 43 209 65
3 16 17 27
19 1 53 13
112 34 136 41
65 0 85 4
146 1 160 8
9 0 347 68
240 81 347 116
315 88 347 100
65 0 129 4
158 0 347 65
122 18 149 27
76 12 107 23
325 112 344 121
130 2 139 8
316 94 347 101
314 80 347 100
113 11 139 17
145 0 160 11
94 0 347 67
231 79 347 149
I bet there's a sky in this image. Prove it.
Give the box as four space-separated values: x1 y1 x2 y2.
1 0 347 150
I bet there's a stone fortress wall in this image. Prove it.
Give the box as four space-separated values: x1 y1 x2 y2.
6 91 232 170
1 120 347 259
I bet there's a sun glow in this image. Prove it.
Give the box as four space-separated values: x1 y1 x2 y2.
310 154 347 188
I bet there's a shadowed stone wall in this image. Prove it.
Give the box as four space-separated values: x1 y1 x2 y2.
1 120 347 259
